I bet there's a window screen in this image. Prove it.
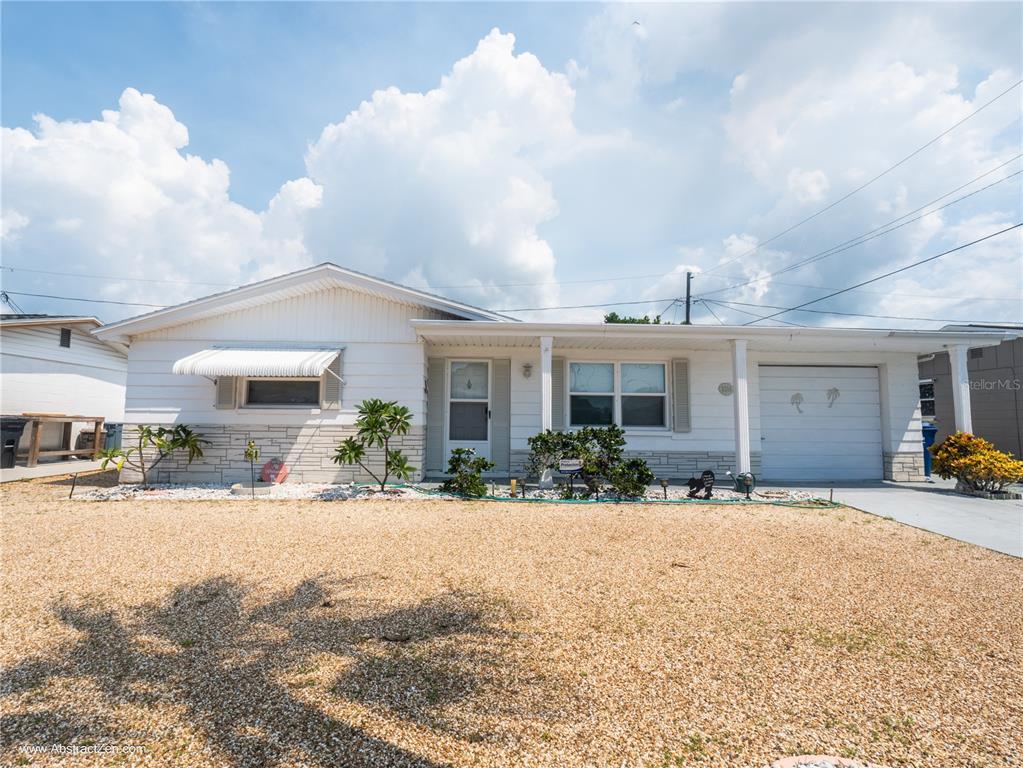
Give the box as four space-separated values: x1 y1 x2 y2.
620 363 666 427
449 402 488 440
570 363 615 426
246 379 320 406
919 381 936 418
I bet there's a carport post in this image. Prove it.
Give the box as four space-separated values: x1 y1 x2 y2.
730 339 752 474
540 336 553 431
949 344 973 434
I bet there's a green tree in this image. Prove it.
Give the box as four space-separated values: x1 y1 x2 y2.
244 440 260 498
332 399 416 491
100 425 209 489
604 312 663 324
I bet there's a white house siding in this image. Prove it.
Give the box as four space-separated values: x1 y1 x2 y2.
0 324 127 451
121 287 449 483
425 344 924 482
425 344 759 479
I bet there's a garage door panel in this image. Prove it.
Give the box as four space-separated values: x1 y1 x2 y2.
759 366 882 481
760 418 882 432
759 391 881 405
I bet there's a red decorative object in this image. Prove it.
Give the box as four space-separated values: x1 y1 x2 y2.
260 458 289 484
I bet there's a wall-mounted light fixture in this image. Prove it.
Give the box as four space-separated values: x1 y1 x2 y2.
522 362 533 379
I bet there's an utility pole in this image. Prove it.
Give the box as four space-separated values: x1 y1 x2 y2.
683 271 693 325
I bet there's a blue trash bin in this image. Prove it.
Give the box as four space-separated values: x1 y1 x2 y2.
922 423 938 477
104 423 124 451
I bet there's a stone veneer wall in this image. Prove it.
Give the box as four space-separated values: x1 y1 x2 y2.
118 425 424 484
508 449 762 480
883 451 926 482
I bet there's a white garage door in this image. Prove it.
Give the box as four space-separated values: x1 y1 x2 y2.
759 366 882 481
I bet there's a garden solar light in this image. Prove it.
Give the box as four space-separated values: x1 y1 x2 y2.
660 477 669 499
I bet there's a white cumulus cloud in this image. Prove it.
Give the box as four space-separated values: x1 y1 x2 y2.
302 28 577 311
1 87 321 309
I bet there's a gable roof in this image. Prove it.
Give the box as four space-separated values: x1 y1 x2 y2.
93 262 515 341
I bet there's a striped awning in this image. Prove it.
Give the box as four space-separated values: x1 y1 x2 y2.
172 348 342 377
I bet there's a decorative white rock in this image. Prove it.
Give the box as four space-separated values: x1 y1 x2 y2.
539 468 555 490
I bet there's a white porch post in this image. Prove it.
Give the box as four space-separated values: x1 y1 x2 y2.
540 335 553 431
730 339 752 474
949 344 973 434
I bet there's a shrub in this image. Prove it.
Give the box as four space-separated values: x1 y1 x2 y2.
100 425 209 489
931 431 1023 492
441 448 495 498
525 425 652 498
607 458 655 499
332 399 416 491
524 430 578 479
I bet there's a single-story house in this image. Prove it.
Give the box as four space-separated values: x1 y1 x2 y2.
1 314 128 457
93 263 1014 485
918 323 1023 457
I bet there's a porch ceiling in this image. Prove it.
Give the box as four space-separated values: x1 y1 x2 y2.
412 320 1016 355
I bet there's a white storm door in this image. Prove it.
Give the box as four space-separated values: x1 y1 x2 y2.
446 360 491 461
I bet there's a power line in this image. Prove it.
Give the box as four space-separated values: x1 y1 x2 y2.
742 223 1022 325
701 299 804 328
694 273 1022 301
0 265 234 288
709 298 1016 324
704 77 1023 275
699 300 727 326
699 166 1022 299
495 297 676 312
0 290 166 308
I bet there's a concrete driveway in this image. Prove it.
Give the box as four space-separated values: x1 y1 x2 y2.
764 478 1023 557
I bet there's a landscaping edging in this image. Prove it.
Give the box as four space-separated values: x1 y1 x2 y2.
78 481 839 508
953 483 1023 500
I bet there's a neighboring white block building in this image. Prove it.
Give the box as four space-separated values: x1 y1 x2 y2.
93 263 1013 484
1 315 128 453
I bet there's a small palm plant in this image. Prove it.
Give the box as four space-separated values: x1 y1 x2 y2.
244 440 260 498
332 399 416 491
100 425 209 489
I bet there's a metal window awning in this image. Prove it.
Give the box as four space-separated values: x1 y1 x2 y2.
172 348 342 378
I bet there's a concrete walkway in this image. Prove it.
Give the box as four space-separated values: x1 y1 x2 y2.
0 460 105 484
763 478 1023 558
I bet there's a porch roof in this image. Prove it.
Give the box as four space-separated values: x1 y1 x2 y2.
410 320 1016 354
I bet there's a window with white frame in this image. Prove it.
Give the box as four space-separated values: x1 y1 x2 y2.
569 362 667 428
620 363 667 426
918 379 935 418
244 378 320 407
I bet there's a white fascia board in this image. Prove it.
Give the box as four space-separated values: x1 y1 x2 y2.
0 316 101 329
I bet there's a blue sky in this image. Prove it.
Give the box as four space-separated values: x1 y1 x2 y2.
2 2 1020 326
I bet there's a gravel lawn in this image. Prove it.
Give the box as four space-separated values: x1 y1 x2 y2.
2 471 1021 768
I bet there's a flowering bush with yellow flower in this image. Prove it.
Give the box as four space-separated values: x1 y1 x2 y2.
930 431 1023 493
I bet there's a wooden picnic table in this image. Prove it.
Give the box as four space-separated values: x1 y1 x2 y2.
17 413 105 467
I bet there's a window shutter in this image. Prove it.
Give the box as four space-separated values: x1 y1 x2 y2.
551 357 566 430
215 377 236 410
672 359 691 433
425 358 446 474
321 352 343 409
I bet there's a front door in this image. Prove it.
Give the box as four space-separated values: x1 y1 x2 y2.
447 360 491 461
